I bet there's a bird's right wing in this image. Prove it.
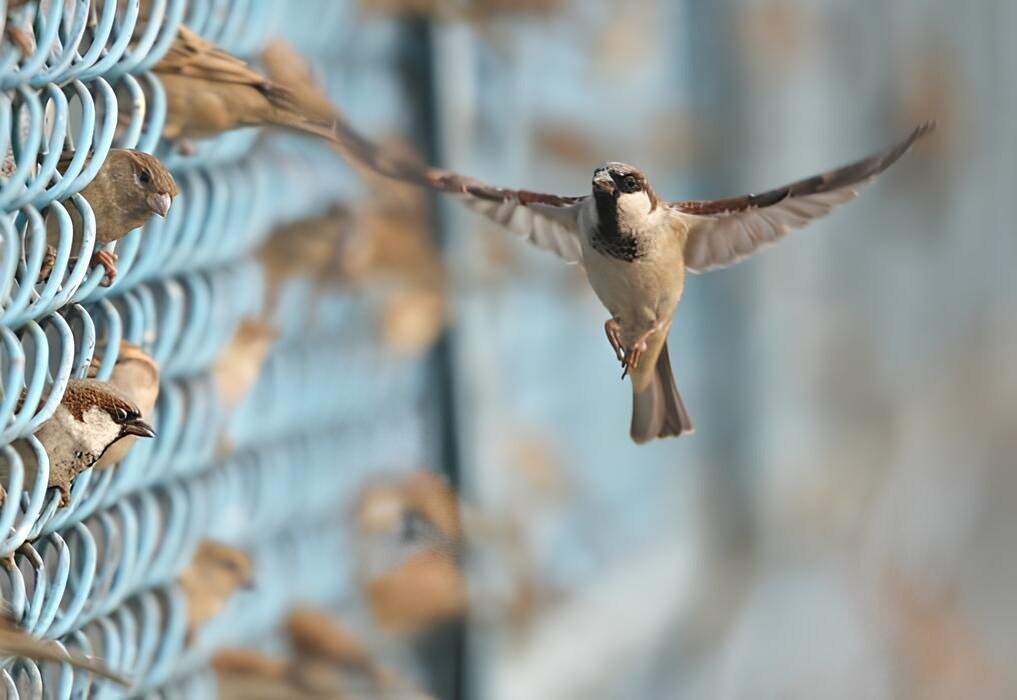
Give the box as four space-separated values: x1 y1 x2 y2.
330 114 587 265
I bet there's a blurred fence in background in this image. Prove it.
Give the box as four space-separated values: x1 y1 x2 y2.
1 1 436 697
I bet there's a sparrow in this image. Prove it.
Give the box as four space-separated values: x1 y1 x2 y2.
258 212 346 297
43 149 177 286
355 473 466 633
86 341 160 469
178 540 254 641
211 318 278 415
327 109 935 442
0 610 129 687
285 609 432 699
152 25 335 145
2 0 35 57
0 378 155 506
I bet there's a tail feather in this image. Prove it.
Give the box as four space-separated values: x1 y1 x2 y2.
630 341 693 443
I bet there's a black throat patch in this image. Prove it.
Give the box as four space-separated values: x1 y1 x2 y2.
590 191 646 262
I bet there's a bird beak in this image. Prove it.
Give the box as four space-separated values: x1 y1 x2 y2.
122 418 156 439
593 169 615 193
147 192 173 218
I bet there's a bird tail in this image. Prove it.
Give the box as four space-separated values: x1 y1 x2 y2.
630 341 693 443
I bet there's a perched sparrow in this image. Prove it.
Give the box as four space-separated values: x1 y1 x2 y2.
87 341 160 469
153 26 335 144
178 540 254 641
329 111 935 442
44 149 177 286
2 0 35 57
211 318 278 415
0 379 155 506
286 609 433 699
355 472 466 633
0 610 128 687
256 212 347 315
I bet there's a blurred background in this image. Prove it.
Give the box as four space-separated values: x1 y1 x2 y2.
1 0 1013 698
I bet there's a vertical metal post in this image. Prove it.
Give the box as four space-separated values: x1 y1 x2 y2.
396 17 466 700
681 0 758 563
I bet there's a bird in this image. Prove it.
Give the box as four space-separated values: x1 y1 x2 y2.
0 378 155 506
354 472 466 632
0 609 129 687
2 0 35 58
43 149 177 287
152 25 336 145
86 341 160 469
178 540 254 641
211 318 278 415
325 108 935 443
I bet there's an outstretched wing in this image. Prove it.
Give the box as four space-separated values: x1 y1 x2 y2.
331 114 587 265
673 122 934 273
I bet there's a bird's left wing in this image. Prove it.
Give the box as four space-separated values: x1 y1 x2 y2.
331 115 587 265
672 122 933 273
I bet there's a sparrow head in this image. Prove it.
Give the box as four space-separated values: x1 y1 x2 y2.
88 341 161 415
58 378 156 456
104 149 178 220
592 162 659 215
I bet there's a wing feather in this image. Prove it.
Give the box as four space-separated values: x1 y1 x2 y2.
674 123 933 273
330 114 586 265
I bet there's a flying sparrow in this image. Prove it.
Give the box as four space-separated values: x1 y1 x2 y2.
0 378 155 506
179 540 254 641
152 25 336 145
43 148 177 286
0 609 129 687
327 110 934 442
86 341 160 469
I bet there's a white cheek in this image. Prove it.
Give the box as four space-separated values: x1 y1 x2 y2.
617 191 650 218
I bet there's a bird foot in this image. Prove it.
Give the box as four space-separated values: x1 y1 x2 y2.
37 245 57 284
620 340 649 379
91 250 118 287
604 318 625 363
619 325 660 379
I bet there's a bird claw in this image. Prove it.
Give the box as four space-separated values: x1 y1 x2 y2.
91 251 118 287
37 245 57 284
604 319 625 363
620 340 648 379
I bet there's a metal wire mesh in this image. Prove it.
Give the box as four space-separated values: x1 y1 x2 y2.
1 1 426 696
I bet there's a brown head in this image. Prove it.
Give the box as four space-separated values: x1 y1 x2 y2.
84 149 178 241
591 162 660 212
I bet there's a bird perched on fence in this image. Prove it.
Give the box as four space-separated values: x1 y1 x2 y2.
285 609 433 699
325 106 935 442
0 378 155 506
43 149 177 287
87 341 160 469
179 540 254 642
152 25 335 145
0 609 129 687
355 472 466 633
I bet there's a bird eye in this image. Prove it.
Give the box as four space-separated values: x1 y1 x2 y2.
138 170 151 184
114 407 128 422
624 175 639 191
